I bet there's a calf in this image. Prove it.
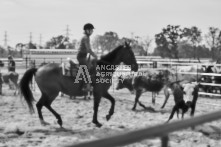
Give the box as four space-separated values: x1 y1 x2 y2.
116 71 167 110
167 82 199 122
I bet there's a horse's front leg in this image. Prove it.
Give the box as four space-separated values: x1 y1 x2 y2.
14 82 19 95
103 92 115 121
92 92 102 127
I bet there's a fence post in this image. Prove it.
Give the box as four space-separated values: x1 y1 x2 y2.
153 61 157 68
161 135 169 147
176 65 178 81
197 64 198 82
25 57 28 69
33 60 36 91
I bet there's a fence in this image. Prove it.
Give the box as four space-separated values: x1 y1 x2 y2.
1 56 221 97
66 110 221 147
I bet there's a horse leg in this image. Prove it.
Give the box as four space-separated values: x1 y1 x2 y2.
8 79 14 90
103 92 115 121
132 90 142 110
92 92 102 127
161 88 170 109
44 92 62 127
36 96 50 126
44 104 62 127
13 81 19 95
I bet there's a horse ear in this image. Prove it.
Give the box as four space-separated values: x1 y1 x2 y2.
124 41 132 48
124 41 128 47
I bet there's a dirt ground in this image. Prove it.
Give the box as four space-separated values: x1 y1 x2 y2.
0 80 221 147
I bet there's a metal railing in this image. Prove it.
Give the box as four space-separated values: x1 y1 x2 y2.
66 110 221 147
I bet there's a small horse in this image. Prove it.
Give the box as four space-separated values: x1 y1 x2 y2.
0 72 19 95
167 82 199 122
116 69 174 110
19 42 138 127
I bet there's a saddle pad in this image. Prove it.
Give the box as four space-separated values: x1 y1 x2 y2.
62 60 79 77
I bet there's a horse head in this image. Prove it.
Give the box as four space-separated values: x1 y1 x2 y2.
120 42 138 72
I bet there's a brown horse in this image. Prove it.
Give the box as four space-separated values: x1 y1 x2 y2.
1 72 19 95
19 42 138 127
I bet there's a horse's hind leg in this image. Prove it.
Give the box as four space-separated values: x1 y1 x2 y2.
13 81 19 95
44 93 62 127
103 92 115 121
36 96 50 126
44 104 62 127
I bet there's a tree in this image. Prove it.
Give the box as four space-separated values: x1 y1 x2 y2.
45 35 69 49
205 27 221 60
155 25 183 58
92 32 119 54
141 36 152 55
183 26 202 60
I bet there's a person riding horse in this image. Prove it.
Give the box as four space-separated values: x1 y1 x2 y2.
77 23 98 92
8 55 16 72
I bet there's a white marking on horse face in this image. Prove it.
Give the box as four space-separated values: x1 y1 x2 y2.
183 83 196 103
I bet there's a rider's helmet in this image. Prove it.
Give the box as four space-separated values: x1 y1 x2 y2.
83 23 95 30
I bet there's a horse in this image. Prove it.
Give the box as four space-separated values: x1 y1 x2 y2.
0 72 19 95
116 69 175 110
19 42 138 127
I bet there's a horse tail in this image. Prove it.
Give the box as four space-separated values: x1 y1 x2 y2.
19 67 38 114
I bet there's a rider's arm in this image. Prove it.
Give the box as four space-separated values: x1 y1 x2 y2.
84 37 97 59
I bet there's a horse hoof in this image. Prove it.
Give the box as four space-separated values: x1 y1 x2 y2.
92 120 102 128
106 115 111 121
96 123 102 128
132 107 136 111
40 120 50 126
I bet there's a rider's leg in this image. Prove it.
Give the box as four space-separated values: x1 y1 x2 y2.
77 57 91 92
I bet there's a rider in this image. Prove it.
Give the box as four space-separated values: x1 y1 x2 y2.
8 55 16 72
77 23 98 92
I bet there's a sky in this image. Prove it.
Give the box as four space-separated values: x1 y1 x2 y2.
0 0 221 51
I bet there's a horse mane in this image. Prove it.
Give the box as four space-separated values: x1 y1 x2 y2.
99 45 123 63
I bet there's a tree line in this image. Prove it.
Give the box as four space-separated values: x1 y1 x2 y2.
1 25 221 62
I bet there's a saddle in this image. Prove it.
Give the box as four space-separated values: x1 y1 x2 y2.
62 60 79 77
62 58 96 77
